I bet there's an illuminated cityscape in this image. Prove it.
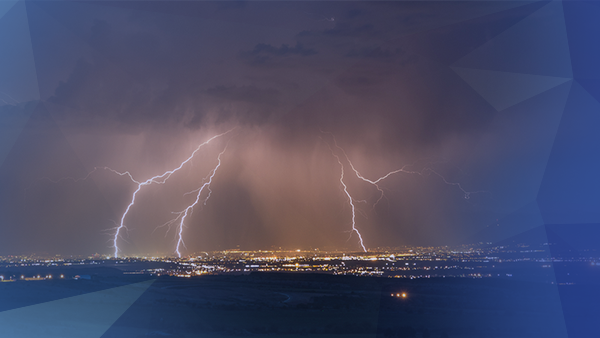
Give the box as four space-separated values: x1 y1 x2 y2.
2 241 594 284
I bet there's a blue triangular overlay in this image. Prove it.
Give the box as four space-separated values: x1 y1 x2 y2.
24 1 94 101
545 223 600 338
0 1 16 21
0 1 40 106
563 1 600 79
452 67 570 111
396 1 548 67
467 202 546 245
0 279 154 338
0 101 36 167
453 67 571 111
0 1 38 169
465 80 570 214
577 79 600 106
454 1 572 78
537 81 600 224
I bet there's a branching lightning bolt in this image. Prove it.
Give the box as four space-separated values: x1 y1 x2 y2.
321 131 483 252
171 144 228 258
334 144 473 211
109 128 235 258
323 139 367 252
324 131 478 205
31 128 236 258
345 155 479 203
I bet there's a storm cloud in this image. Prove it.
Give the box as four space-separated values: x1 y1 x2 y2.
0 0 558 256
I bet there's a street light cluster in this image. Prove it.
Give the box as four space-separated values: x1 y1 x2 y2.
391 292 407 298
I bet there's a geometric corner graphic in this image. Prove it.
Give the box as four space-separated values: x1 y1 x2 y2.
452 67 571 111
453 1 572 78
563 1 600 80
577 79 600 105
0 101 37 168
396 1 548 67
24 1 94 101
0 1 17 21
0 279 154 338
537 81 600 225
0 1 40 106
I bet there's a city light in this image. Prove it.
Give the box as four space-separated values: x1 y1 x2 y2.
0 242 588 284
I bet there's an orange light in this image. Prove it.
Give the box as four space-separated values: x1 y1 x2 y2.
401 293 407 298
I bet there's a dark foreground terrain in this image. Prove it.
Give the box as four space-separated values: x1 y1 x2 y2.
0 268 578 338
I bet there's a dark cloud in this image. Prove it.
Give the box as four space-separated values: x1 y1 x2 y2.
345 47 406 59
187 85 281 127
205 85 281 105
0 0 546 255
248 42 317 57
298 22 378 39
240 42 317 66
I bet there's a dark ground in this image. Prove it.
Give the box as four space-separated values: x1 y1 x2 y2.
0 269 571 338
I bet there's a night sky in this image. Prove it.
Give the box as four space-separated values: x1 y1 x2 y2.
0 1 590 256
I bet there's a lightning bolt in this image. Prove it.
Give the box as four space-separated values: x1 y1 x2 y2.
171 144 228 258
321 131 483 252
26 167 101 197
325 131 478 204
333 142 473 211
110 128 236 258
323 139 367 252
30 128 236 258
344 153 479 203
